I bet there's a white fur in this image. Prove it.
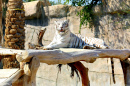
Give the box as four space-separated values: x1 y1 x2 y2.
45 20 108 49
44 20 71 49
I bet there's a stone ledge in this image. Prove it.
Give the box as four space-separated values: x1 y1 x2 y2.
23 1 44 19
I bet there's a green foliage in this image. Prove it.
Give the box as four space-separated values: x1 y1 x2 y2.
2 7 7 18
2 0 8 18
49 1 57 5
75 0 101 24
23 0 63 5
49 0 62 5
23 0 36 2
64 0 101 33
2 0 8 3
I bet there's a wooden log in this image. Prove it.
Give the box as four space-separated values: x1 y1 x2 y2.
24 63 31 76
0 48 129 64
38 27 46 46
8 57 40 86
0 48 25 68
73 62 90 86
16 48 130 65
0 0 3 45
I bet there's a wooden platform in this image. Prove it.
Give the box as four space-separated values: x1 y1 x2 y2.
0 69 19 83
0 69 24 86
0 48 130 86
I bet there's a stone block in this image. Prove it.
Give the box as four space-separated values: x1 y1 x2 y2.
67 6 83 16
23 1 44 19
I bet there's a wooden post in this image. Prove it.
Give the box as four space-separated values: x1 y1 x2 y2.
23 56 40 86
11 56 40 86
0 0 2 45
73 62 90 86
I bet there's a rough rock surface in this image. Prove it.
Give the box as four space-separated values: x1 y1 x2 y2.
93 0 130 15
44 5 68 18
25 25 43 49
23 0 129 86
94 14 130 49
23 1 44 19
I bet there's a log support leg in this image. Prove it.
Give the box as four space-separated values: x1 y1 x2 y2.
23 56 40 86
16 56 40 86
73 62 90 86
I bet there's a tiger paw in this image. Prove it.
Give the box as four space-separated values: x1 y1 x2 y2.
43 48 53 50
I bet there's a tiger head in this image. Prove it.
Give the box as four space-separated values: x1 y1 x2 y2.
54 20 69 35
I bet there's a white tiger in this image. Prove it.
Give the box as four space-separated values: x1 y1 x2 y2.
43 20 115 84
44 19 108 49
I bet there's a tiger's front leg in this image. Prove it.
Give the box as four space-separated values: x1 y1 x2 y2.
43 43 68 50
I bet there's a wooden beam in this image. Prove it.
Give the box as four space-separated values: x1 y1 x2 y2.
0 48 129 65
0 48 25 56
16 48 130 65
73 62 90 86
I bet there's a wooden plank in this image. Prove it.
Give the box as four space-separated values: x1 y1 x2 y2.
0 69 24 86
0 69 19 78
0 69 19 84
0 79 7 83
0 48 25 56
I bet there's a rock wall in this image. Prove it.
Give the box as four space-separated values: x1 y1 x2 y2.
95 14 130 49
23 0 129 86
92 0 130 49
